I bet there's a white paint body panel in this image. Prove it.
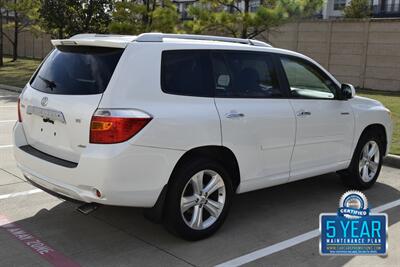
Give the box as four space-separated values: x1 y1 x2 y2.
14 122 184 207
20 86 102 163
288 99 354 181
99 43 222 150
349 96 393 157
13 35 393 207
215 98 295 193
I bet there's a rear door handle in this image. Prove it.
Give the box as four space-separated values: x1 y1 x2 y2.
225 112 245 119
296 110 311 117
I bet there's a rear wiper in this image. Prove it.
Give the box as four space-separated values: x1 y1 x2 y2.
38 75 57 90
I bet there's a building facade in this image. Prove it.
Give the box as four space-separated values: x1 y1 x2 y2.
323 0 400 19
173 0 262 20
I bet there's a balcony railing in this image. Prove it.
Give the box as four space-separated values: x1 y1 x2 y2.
372 3 400 17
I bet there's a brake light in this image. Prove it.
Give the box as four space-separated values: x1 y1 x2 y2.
18 98 22 122
90 109 152 144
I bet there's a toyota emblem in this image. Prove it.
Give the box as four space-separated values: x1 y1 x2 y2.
41 97 48 107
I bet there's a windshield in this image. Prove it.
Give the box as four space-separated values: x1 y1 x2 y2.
30 46 124 95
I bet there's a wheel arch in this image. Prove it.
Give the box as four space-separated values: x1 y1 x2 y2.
144 145 241 223
356 123 387 155
167 145 241 192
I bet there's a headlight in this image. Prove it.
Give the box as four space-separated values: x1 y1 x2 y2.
387 109 392 121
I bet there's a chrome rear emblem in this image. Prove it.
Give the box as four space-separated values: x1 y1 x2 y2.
41 97 48 107
26 105 66 124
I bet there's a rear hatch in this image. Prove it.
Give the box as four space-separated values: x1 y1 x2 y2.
20 45 124 163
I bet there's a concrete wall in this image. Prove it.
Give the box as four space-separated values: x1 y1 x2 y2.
2 29 53 60
263 19 400 91
2 19 400 91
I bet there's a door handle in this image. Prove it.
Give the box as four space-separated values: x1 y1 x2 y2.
296 110 311 117
225 112 245 119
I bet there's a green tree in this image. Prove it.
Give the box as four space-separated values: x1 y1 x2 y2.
0 0 4 66
109 0 179 35
184 0 323 39
39 0 113 39
2 0 40 61
344 0 371 18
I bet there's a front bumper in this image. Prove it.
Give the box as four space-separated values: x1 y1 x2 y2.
13 122 184 207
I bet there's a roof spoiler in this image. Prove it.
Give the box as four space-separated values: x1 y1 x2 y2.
51 34 136 48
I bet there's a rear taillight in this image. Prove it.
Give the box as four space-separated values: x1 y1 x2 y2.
90 109 152 144
17 98 22 122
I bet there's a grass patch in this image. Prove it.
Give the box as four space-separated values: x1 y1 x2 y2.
0 57 41 88
358 89 400 155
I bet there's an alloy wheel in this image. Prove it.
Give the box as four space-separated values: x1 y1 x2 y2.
180 169 226 230
359 140 380 182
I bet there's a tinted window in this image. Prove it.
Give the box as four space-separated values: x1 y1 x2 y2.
30 46 123 95
280 55 339 99
161 50 213 97
211 51 282 98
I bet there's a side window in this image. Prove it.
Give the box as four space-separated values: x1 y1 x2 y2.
280 55 339 100
211 51 283 98
161 50 212 97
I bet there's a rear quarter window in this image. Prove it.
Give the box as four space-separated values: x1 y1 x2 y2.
30 46 124 95
161 50 213 97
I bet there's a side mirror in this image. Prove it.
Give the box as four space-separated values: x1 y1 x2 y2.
340 83 356 100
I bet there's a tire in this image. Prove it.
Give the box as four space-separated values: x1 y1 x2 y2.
339 130 384 189
163 157 233 240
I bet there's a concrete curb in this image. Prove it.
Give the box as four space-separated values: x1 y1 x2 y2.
384 154 400 169
0 84 22 93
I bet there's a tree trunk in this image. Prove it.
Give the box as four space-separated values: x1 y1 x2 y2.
84 0 94 32
58 28 64 39
12 3 17 61
0 8 3 67
142 0 150 26
241 0 250 39
149 0 156 29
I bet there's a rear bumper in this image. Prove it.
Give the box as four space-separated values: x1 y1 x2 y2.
13 122 184 207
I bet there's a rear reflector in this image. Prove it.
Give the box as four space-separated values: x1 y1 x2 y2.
18 98 22 122
90 109 152 144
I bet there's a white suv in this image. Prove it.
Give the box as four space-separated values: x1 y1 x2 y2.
13 33 392 240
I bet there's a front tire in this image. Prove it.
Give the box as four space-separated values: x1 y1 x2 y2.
163 158 233 240
339 131 384 189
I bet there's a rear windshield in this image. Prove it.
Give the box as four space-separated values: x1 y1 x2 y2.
30 46 124 95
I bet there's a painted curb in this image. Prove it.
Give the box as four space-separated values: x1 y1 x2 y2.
384 154 400 169
0 84 22 93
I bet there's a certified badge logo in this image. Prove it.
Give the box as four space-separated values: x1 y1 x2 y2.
338 191 369 219
320 190 387 255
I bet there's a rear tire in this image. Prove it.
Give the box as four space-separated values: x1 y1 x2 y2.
339 130 384 189
163 158 233 240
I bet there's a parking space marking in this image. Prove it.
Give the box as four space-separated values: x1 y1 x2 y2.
0 95 18 98
372 199 400 213
0 120 16 123
0 145 13 149
0 189 42 200
0 215 81 267
216 198 400 267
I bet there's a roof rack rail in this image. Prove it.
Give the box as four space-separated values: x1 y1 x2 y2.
135 33 271 47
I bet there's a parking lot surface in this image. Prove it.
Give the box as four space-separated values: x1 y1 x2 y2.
1 88 399 267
